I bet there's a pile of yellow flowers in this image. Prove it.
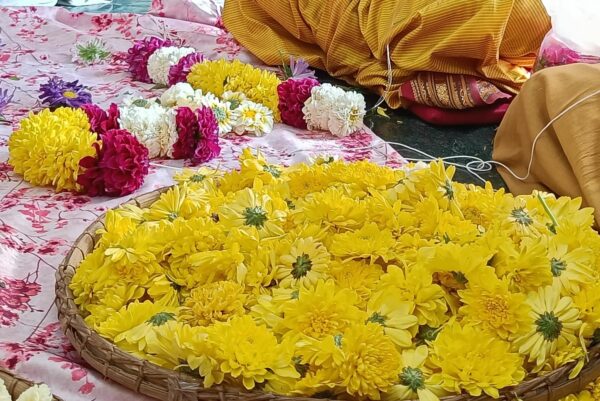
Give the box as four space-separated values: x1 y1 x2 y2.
187 59 281 121
71 149 600 401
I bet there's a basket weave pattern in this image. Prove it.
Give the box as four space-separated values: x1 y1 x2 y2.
55 188 600 401
0 367 63 401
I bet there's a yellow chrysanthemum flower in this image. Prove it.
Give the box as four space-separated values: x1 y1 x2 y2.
537 340 585 379
454 181 513 228
180 281 247 326
279 280 364 339
516 284 582 370
329 222 396 263
335 323 401 400
175 244 245 287
277 237 330 288
187 59 281 120
144 184 208 222
146 275 181 306
296 187 368 231
329 259 383 307
84 282 145 330
219 187 287 239
377 265 448 327
383 346 446 401
458 268 530 341
572 281 600 338
366 291 418 348
325 160 399 195
545 237 597 295
286 165 335 198
205 315 299 390
429 322 525 398
8 107 98 192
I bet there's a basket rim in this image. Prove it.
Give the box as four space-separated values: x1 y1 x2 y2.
55 186 600 401
0 367 63 401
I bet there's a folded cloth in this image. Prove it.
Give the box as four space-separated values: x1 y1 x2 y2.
493 63 600 227
57 0 110 5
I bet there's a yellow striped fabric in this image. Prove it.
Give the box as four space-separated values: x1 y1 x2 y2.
222 0 551 109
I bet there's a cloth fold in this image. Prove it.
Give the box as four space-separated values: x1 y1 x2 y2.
493 63 600 226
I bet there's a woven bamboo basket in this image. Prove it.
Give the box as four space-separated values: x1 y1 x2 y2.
55 188 600 401
0 367 63 401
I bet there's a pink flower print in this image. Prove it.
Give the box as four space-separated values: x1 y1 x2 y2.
0 275 41 327
340 131 373 162
37 239 67 255
91 15 112 31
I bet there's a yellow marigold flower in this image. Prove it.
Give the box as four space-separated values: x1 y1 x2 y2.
218 187 287 239
206 315 299 390
493 238 553 293
180 281 247 326
280 280 364 339
296 187 368 231
8 107 98 192
329 259 383 307
335 323 401 400
377 265 448 327
383 346 446 401
516 284 582 371
329 222 396 263
187 59 281 120
458 268 530 341
366 291 418 348
277 237 330 288
429 322 525 398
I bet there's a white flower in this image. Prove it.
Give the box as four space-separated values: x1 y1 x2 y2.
15 384 53 401
327 91 366 137
0 378 11 401
232 100 274 136
147 46 195 86
175 89 206 110
119 103 169 158
160 82 195 107
160 109 180 158
302 83 345 131
202 95 238 135
221 91 247 109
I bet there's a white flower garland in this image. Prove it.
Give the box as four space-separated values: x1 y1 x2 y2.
233 100 274 137
118 101 174 158
0 378 53 401
147 46 196 86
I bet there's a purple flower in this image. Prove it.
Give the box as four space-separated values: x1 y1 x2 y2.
168 52 205 86
279 55 316 80
0 88 14 119
39 77 92 109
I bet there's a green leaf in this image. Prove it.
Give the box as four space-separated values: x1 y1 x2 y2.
8 76 20 81
132 99 149 107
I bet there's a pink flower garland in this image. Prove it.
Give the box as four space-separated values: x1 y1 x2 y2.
77 129 149 197
277 78 320 129
168 52 205 86
81 103 120 137
126 36 174 83
192 106 220 165
172 107 199 159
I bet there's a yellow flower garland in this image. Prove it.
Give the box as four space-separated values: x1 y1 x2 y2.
8 108 98 192
71 149 600 400
187 59 282 121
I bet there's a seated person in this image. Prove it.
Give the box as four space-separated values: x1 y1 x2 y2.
222 0 551 125
493 63 600 226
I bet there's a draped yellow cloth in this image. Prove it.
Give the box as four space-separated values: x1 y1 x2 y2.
222 0 550 109
493 63 600 227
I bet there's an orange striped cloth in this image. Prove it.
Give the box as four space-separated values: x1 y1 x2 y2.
222 0 551 110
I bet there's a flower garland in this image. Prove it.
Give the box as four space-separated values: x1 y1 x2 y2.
71 149 600 401
125 37 367 137
0 377 53 401
8 108 149 196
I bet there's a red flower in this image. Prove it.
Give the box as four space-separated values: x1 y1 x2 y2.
172 107 199 159
168 52 204 86
277 78 320 129
80 104 107 136
126 36 173 83
192 106 220 165
100 103 120 135
77 130 149 197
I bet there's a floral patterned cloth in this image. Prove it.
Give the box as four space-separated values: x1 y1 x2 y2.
0 1 405 400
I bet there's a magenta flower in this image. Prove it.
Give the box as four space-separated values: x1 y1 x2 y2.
77 129 149 197
277 77 320 129
39 77 92 109
126 36 173 83
168 52 205 86
172 106 199 159
80 104 107 135
192 106 220 164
